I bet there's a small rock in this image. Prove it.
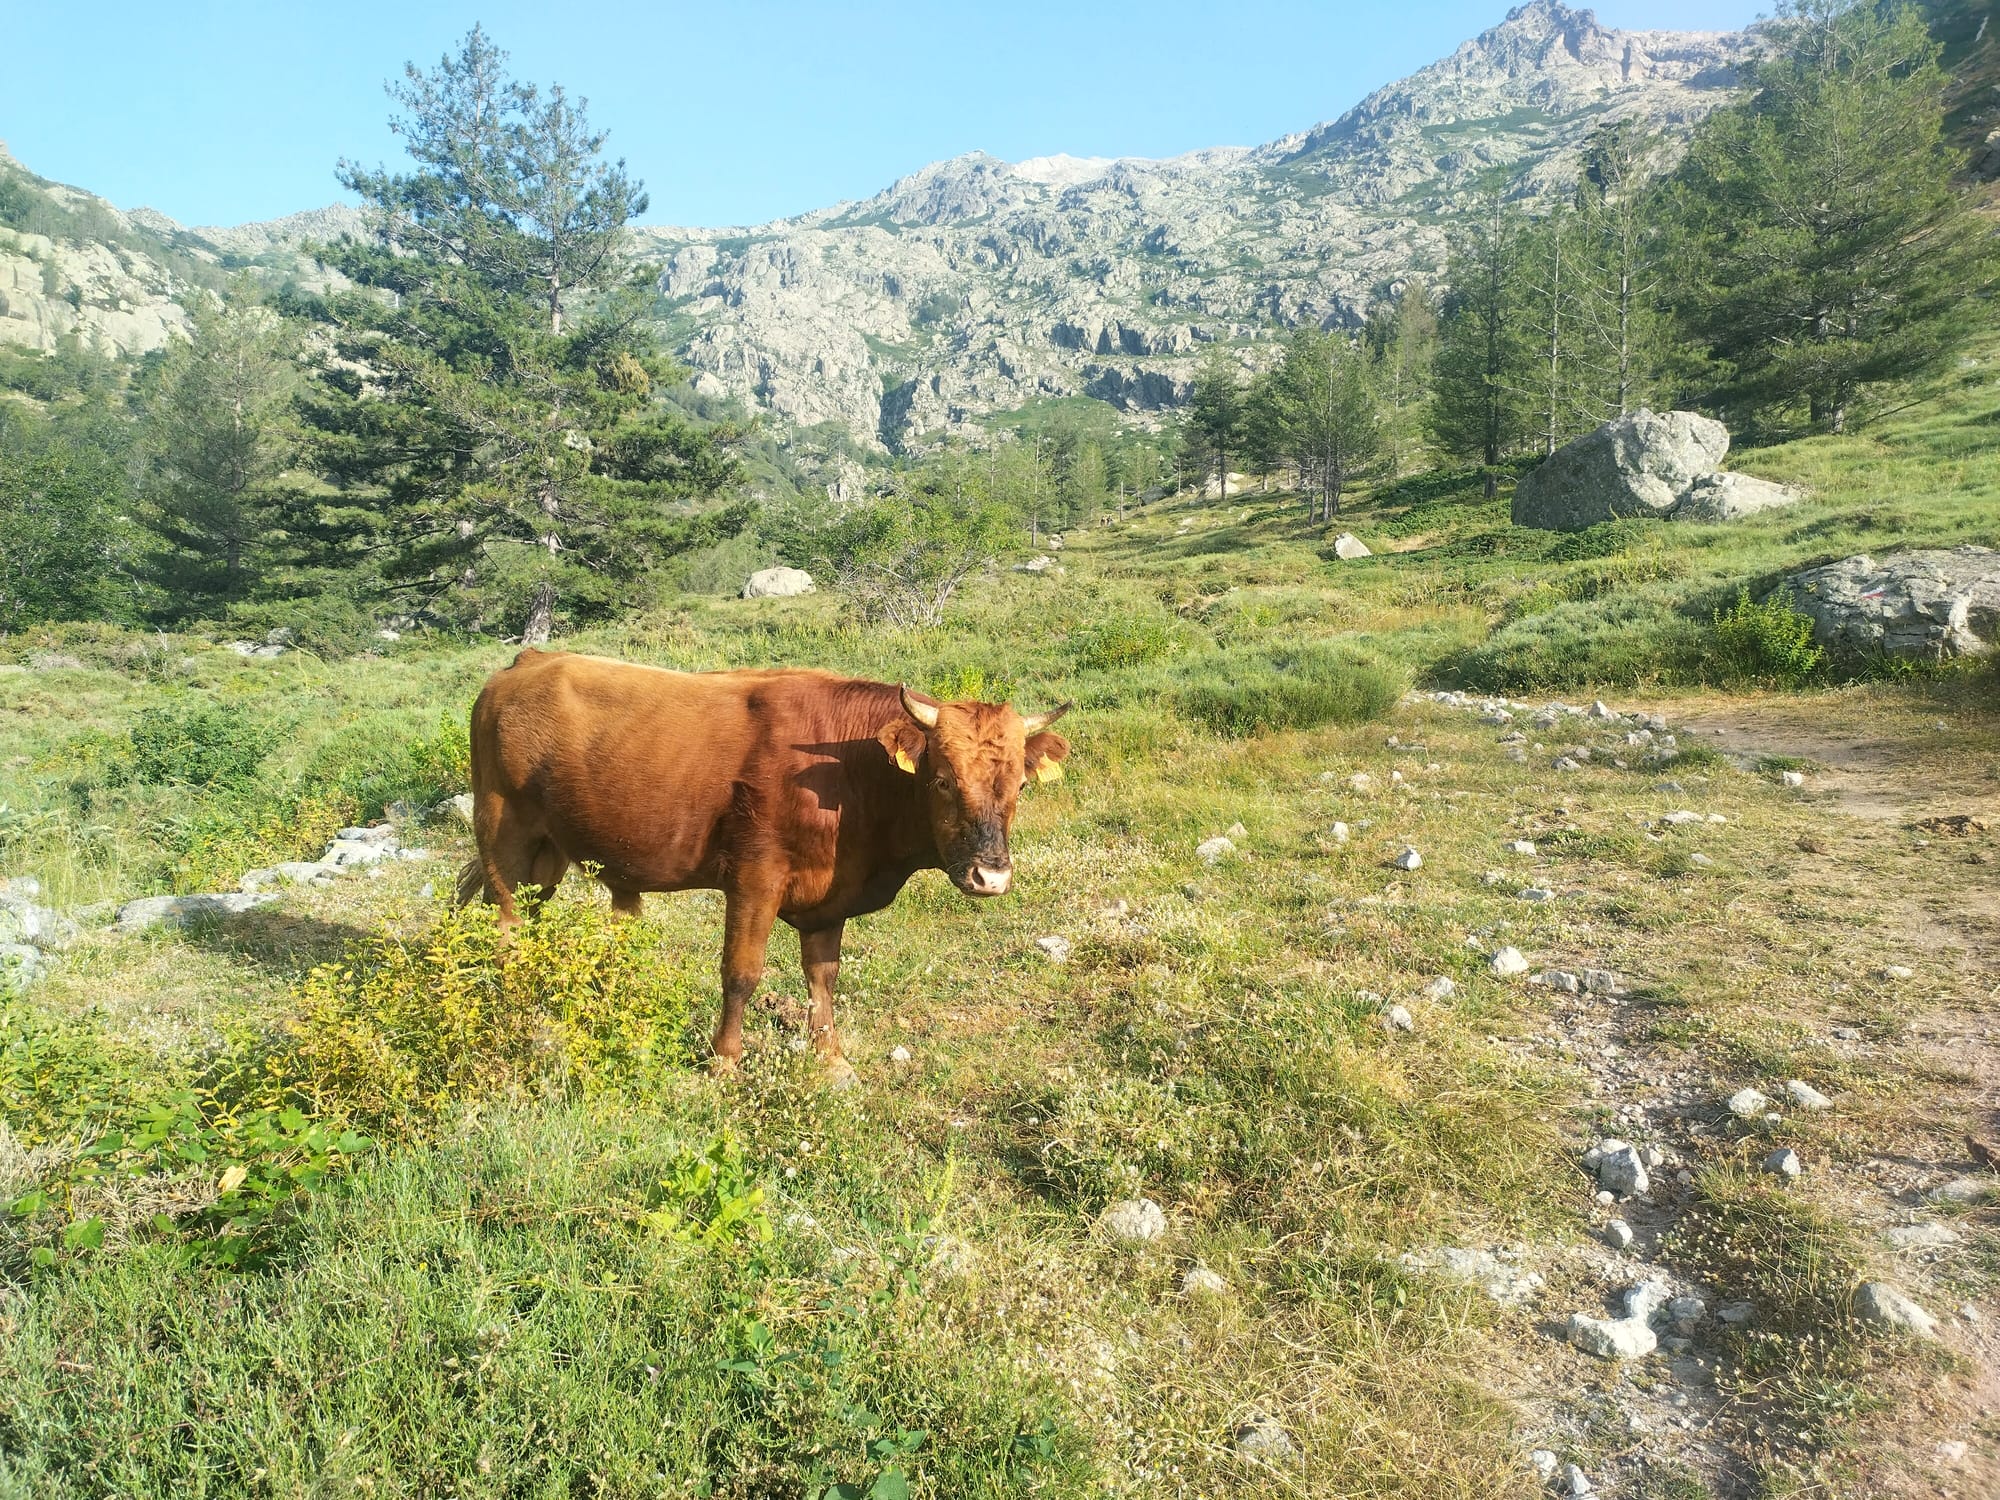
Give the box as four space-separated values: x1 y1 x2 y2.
1181 1265 1229 1297
1329 821 1350 844
1727 1087 1771 1118
1936 1439 1968 1465
1529 1449 1559 1480
1331 532 1372 560
1225 822 1248 839
1196 836 1235 864
1517 886 1554 902
1594 1141 1650 1197
1347 773 1372 792
1423 975 1456 1001
1785 1079 1832 1110
1568 1309 1658 1360
1541 969 1581 993
1034 935 1072 964
114 892 277 934
0 944 42 996
1764 1148 1802 1180
1563 1462 1595 1497
1491 947 1529 977
1929 1176 1993 1204
1832 1025 1863 1041
1392 846 1423 871
1601 1219 1634 1251
1581 969 1620 995
1881 964 1916 982
1383 1004 1415 1033
1589 700 1616 720
1853 1281 1937 1337
889 1045 913 1066
1882 1223 1958 1251
1717 1300 1754 1326
1781 770 1805 789
1097 1198 1167 1245
1232 1414 1296 1464
1552 757 1583 772
1504 839 1537 855
444 793 475 826
1399 1246 1545 1307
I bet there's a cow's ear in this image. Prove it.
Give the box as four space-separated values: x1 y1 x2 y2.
1025 731 1070 784
877 719 927 774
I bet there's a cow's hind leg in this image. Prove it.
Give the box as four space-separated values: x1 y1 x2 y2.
711 877 782 1077
801 922 854 1088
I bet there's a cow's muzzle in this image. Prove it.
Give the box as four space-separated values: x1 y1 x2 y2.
959 858 1012 897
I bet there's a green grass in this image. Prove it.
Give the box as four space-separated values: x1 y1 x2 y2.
5 355 2000 1495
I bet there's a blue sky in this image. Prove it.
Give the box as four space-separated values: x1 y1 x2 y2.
11 1 1766 230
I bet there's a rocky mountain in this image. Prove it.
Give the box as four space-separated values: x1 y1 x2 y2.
1 2 1753 448
621 0 1755 448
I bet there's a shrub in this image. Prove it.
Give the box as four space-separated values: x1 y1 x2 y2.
168 788 357 895
1710 587 1824 687
128 698 278 786
1175 643 1404 737
292 895 700 1130
1064 614 1177 672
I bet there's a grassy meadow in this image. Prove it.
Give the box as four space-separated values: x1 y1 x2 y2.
3 359 1999 1498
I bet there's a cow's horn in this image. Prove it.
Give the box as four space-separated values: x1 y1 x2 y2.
1020 702 1072 735
900 684 940 729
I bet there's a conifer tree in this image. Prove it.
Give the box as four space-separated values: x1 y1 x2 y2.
304 27 743 642
1431 195 1536 496
1365 280 1438 475
136 295 302 615
1272 328 1383 522
1668 0 1997 433
1185 344 1245 499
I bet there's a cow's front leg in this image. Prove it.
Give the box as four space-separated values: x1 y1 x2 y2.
712 878 782 1076
801 922 854 1088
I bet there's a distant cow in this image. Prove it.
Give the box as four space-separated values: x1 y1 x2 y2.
459 650 1071 1080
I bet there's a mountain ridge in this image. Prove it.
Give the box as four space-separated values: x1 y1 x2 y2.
0 1 1755 450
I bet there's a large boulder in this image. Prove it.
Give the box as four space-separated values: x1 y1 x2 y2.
1512 409 1730 530
1674 472 1803 523
742 567 816 600
1781 547 2000 660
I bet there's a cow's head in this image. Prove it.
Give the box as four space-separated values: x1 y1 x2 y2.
877 685 1070 897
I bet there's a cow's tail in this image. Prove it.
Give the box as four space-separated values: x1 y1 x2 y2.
455 856 486 908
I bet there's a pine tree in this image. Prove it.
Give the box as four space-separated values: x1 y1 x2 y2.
136 295 302 616
1272 329 1383 523
1365 280 1438 476
1667 0 1998 433
305 27 744 642
1185 344 1245 500
1519 202 1599 454
1431 195 1536 497
1573 120 1677 420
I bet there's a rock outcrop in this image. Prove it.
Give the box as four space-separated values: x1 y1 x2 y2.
1673 471 1803 522
1513 410 1731 529
742 567 816 599
1780 546 2000 661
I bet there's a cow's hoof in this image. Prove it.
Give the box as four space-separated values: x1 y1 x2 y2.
822 1057 859 1091
707 1053 742 1080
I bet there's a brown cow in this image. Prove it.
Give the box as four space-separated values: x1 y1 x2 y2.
458 650 1071 1081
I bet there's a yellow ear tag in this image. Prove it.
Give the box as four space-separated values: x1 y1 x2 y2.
1034 758 1064 784
893 748 918 774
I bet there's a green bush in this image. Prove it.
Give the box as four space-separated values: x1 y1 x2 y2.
1710 587 1824 687
1064 614 1178 672
1175 643 1404 737
127 698 278 786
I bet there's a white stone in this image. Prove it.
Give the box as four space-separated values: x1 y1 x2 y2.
1764 1147 1802 1180
1518 886 1554 902
1232 1415 1296 1463
1423 976 1456 1001
1853 1281 1937 1337
1784 1079 1832 1110
1727 1087 1770 1118
1781 770 1805 789
1347 773 1372 791
1541 969 1581 993
1581 969 1620 995
889 1045 913 1065
1329 821 1350 844
1196 836 1235 864
1504 839 1537 855
114 892 277 934
1601 1219 1634 1251
1097 1198 1167 1244
1331 532 1372 560
1529 1449 1559 1479
1568 1309 1658 1360
1882 1223 1958 1251
444 793 475 826
1392 846 1422 871
741 566 816 599
1563 1462 1595 1497
1181 1265 1228 1297
1491 947 1529 977
1398 1246 1545 1307
1035 935 1072 963
1594 1141 1650 1197
1383 1004 1414 1033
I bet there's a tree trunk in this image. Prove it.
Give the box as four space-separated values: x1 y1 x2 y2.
1484 469 1499 502
521 580 556 646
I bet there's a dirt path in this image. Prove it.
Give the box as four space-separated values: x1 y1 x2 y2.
1669 698 2000 1497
